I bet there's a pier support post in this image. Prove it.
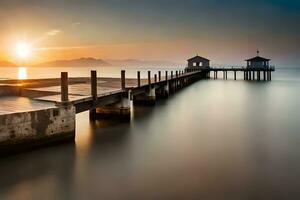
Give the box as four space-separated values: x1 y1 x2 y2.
169 71 176 93
95 91 131 122
165 71 168 81
90 70 98 120
249 71 252 80
133 71 156 105
158 71 161 82
133 88 156 106
61 72 69 103
268 71 272 81
162 71 169 97
121 70 126 90
148 71 151 88
263 71 266 81
175 71 178 90
234 71 236 80
137 71 141 87
93 70 131 121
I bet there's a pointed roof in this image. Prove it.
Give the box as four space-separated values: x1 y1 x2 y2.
187 55 210 62
245 56 270 62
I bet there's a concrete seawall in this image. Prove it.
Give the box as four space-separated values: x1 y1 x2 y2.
0 105 75 154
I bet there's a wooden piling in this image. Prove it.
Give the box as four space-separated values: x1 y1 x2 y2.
154 74 157 83
91 70 97 101
148 71 151 88
176 71 178 89
158 71 161 81
61 72 69 102
165 71 168 81
137 71 141 87
234 71 236 80
121 70 126 90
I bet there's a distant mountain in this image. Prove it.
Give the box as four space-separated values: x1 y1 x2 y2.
106 59 183 67
0 60 17 67
32 57 111 67
32 58 184 68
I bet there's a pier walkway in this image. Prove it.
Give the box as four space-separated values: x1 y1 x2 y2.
0 67 274 154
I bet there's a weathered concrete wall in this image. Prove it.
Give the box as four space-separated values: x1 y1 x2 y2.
0 105 75 154
93 92 131 121
133 88 156 105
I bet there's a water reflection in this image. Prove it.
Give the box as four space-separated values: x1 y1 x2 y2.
1 70 300 199
18 67 27 80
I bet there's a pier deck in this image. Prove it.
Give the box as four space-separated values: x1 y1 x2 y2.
0 67 274 154
0 96 55 115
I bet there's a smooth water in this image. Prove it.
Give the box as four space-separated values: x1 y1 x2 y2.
0 69 300 199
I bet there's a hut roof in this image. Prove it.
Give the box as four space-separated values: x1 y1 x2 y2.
187 55 210 62
245 56 271 62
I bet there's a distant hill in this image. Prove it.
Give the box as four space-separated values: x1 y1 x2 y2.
106 59 183 67
32 57 111 67
0 60 17 67
32 57 184 68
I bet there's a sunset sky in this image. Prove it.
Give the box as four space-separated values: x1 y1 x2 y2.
0 0 299 67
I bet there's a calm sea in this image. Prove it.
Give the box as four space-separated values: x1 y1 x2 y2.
0 67 300 199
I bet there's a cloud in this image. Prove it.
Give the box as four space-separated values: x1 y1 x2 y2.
47 29 61 36
72 22 81 27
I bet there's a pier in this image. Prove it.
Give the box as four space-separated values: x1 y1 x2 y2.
209 67 275 81
0 69 206 154
0 54 276 154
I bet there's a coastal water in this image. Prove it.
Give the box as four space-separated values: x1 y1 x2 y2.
0 68 300 199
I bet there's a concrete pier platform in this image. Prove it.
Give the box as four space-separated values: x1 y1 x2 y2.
0 96 55 114
0 70 207 154
0 96 75 155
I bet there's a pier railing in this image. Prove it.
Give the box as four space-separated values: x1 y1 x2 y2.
210 66 275 71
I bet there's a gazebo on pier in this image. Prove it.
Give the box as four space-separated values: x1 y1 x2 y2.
245 51 271 69
186 55 210 72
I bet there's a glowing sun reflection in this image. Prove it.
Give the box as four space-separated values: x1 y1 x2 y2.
18 67 27 80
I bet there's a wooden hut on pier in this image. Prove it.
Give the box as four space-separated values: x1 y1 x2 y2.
246 51 271 69
186 55 210 72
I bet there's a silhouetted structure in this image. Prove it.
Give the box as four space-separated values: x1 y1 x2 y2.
187 55 210 70
246 51 271 69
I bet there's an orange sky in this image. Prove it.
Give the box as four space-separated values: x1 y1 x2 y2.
0 0 299 67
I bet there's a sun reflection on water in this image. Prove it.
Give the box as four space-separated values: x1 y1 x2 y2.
18 67 27 80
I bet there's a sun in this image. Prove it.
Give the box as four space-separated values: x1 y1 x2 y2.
15 42 32 59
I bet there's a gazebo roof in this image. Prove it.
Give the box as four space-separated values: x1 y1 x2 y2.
245 56 271 62
187 55 210 62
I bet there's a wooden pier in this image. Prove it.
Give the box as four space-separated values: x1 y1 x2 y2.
0 69 206 154
209 67 275 81
0 65 275 154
